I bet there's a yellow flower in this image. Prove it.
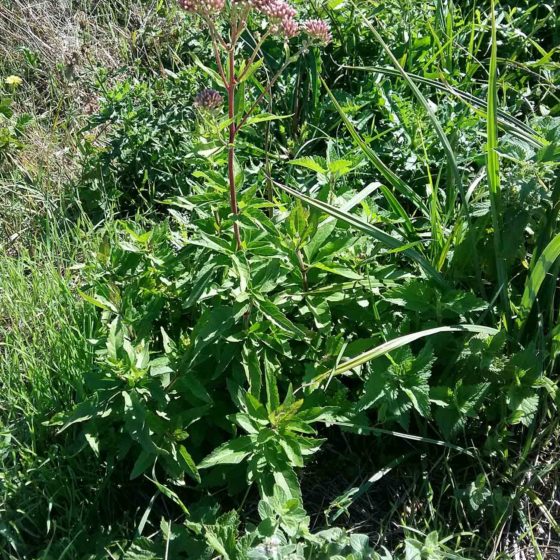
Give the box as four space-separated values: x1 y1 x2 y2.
5 75 23 87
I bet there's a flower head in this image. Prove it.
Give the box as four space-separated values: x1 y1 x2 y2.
178 0 225 14
273 17 300 39
194 88 223 111
303 19 332 45
5 75 23 87
254 0 299 40
255 0 296 21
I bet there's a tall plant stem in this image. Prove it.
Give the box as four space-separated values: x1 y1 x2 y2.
228 47 242 251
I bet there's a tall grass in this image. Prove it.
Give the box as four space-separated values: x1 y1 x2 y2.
0 226 103 558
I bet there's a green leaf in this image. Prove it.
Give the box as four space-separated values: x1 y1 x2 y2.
343 64 543 148
238 58 263 83
178 445 201 483
275 181 444 286
190 53 223 87
245 392 269 421
78 289 118 313
322 79 428 215
130 450 156 480
356 13 461 190
198 436 254 469
245 113 291 126
149 479 189 515
256 298 306 339
183 261 218 309
279 435 304 468
242 344 262 399
487 0 512 328
264 353 281 413
359 345 434 427
307 296 331 329
288 200 310 242
289 156 327 175
57 399 98 433
313 325 497 385
311 262 362 280
518 232 560 326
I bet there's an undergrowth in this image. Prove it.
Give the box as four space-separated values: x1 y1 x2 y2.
1 1 559 559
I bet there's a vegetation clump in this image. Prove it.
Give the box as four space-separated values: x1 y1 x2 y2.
0 0 559 559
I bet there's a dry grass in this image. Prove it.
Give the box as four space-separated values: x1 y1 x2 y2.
0 0 178 249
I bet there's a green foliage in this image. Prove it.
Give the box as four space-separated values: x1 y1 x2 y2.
0 96 31 157
1 1 560 559
359 345 435 428
80 70 200 216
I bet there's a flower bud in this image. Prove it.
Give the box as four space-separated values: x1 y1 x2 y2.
274 17 300 39
178 0 225 14
194 88 223 111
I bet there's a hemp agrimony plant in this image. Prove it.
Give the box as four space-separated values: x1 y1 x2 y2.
179 0 331 249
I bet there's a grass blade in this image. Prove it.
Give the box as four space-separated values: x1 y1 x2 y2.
518 232 560 327
342 64 544 149
335 423 475 457
353 6 461 192
313 325 497 384
487 0 513 330
274 180 444 285
351 4 485 294
322 79 429 216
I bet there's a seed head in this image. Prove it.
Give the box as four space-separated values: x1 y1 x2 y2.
194 88 223 111
303 19 332 45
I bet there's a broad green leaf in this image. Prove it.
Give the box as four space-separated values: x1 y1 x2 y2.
178 445 201 483
289 157 327 175
279 436 304 468
307 296 331 329
198 436 254 469
238 58 263 83
190 53 223 87
130 450 156 480
245 113 291 126
264 353 281 413
78 289 118 313
150 479 189 515
242 344 262 399
256 298 306 339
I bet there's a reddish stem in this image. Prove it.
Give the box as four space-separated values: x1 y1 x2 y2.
227 48 242 251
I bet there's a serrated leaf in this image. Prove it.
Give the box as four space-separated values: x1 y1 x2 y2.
178 445 201 483
289 156 327 175
198 436 254 469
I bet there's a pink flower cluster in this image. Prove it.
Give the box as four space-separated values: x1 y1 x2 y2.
254 0 296 21
178 0 332 44
253 0 299 39
303 19 332 45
